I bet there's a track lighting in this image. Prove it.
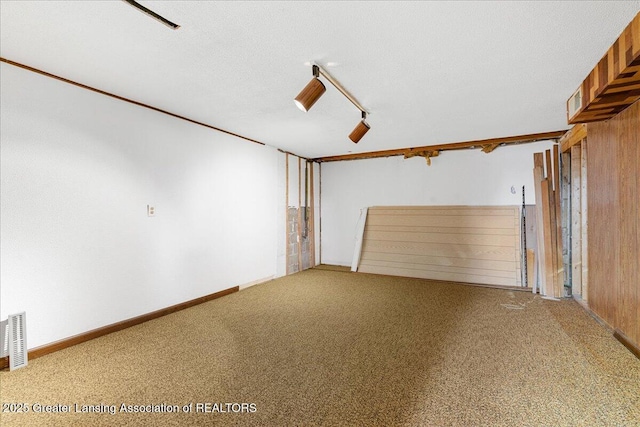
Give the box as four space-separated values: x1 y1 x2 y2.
295 63 370 143
349 112 370 144
294 65 326 112
122 0 180 29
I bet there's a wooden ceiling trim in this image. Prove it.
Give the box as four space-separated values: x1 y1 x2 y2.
314 130 567 163
568 13 640 124
559 124 587 153
0 57 267 146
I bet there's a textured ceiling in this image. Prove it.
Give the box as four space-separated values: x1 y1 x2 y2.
1 1 639 158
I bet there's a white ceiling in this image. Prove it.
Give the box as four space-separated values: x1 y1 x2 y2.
1 1 639 159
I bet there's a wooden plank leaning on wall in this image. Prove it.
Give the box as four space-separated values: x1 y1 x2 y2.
553 146 565 297
359 206 523 287
532 147 566 299
532 153 549 296
545 149 560 297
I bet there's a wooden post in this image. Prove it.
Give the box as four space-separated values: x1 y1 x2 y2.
309 162 316 268
570 144 582 296
285 154 289 276
581 140 589 302
319 163 322 266
297 157 303 272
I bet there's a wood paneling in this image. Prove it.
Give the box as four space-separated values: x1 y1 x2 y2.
568 13 640 124
358 206 521 287
587 100 639 349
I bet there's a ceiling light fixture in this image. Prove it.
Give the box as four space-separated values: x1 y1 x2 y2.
349 111 370 144
295 62 370 143
294 65 326 112
122 0 180 30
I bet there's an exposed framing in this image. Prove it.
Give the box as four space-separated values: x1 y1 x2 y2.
309 162 316 267
285 154 290 276
297 157 303 271
314 130 567 163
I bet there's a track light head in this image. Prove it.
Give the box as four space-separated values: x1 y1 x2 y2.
294 65 326 112
295 63 370 143
294 78 326 112
349 112 370 144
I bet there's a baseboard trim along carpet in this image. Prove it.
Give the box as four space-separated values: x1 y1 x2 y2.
239 275 275 290
0 285 239 371
614 329 640 360
573 295 639 360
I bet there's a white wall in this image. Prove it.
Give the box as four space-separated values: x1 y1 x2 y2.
0 63 283 349
320 140 556 266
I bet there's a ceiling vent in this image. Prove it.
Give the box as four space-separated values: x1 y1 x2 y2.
8 312 28 371
567 87 582 121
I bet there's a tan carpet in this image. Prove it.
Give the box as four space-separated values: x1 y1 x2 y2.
1 269 638 426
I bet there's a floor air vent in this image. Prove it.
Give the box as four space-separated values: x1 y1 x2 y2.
8 312 27 371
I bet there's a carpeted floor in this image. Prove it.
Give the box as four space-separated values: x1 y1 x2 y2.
1 269 638 426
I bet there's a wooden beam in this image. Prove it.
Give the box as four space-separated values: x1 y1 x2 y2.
314 130 567 163
559 124 587 153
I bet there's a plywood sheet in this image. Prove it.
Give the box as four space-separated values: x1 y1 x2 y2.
358 206 521 287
